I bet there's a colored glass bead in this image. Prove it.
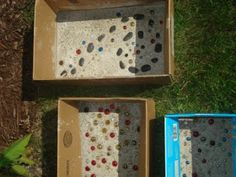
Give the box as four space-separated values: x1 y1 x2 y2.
112 160 118 167
82 40 86 45
197 148 202 153
105 120 110 125
202 159 207 163
193 131 199 137
97 113 102 118
123 163 128 169
98 107 104 112
123 26 127 29
183 174 187 177
91 160 96 166
85 132 89 137
111 38 115 42
151 39 155 44
101 158 107 163
192 172 198 177
114 122 119 127
222 137 227 142
137 126 140 132
91 137 96 142
104 109 110 115
120 129 125 135
76 49 81 55
90 174 96 177
136 50 140 55
98 47 103 52
210 140 215 146
124 111 130 116
91 146 95 151
133 165 138 171
124 139 129 146
186 137 191 141
107 146 112 151
93 120 98 126
116 144 121 150
85 166 90 171
84 107 89 112
97 144 103 149
130 22 135 26
110 132 115 138
110 104 115 109
186 160 190 165
102 128 107 133
125 119 131 126
160 20 163 25
200 136 206 142
132 140 137 145
224 128 229 133
115 108 121 113
208 119 214 125
59 60 64 65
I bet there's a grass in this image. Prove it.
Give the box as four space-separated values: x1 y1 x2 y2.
24 0 236 176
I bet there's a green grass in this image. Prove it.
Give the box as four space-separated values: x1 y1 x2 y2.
25 0 236 176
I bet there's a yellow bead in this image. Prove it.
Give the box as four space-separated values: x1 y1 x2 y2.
102 128 107 133
97 144 103 149
105 120 110 125
130 22 135 26
114 122 118 127
97 113 102 118
116 144 121 150
91 137 96 142
93 120 98 126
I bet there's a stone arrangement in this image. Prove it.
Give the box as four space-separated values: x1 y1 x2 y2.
78 101 142 177
56 2 165 78
179 118 233 177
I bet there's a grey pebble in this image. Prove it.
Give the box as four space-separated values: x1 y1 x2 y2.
119 61 125 69
116 48 123 56
133 14 145 20
155 43 162 53
128 66 139 74
97 34 105 42
141 64 151 72
109 25 116 33
121 16 129 23
87 43 94 53
123 32 133 41
79 58 85 66
71 68 76 75
151 58 158 63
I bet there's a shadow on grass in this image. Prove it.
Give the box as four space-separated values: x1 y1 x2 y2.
41 108 57 177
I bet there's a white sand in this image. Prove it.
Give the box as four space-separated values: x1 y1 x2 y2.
56 2 165 79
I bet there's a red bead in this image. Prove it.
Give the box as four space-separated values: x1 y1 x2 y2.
91 146 96 151
192 172 198 177
110 104 115 109
160 20 163 24
85 132 90 137
91 174 96 177
123 26 127 29
208 119 214 125
85 166 90 171
136 50 140 55
192 131 199 137
125 119 131 126
91 160 96 166
110 132 115 138
76 49 81 55
98 107 104 112
101 158 107 164
151 39 155 44
133 165 138 171
112 160 118 167
104 109 110 115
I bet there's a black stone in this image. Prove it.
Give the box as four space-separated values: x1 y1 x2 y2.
79 58 85 66
148 19 154 27
60 70 67 76
141 45 145 49
84 107 89 112
59 60 64 65
200 137 206 142
156 32 160 38
141 64 151 72
121 16 129 23
125 53 128 57
150 10 155 15
109 25 116 33
151 58 158 63
116 48 123 56
71 68 76 75
155 43 162 53
128 66 139 74
137 31 144 39
119 61 125 69
123 32 133 41
133 14 145 20
116 12 121 17
97 34 105 42
87 43 94 53
210 140 215 146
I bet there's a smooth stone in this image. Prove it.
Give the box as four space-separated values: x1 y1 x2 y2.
151 58 158 63
109 25 116 33
60 70 67 76
133 14 145 20
155 43 162 53
138 31 144 39
116 48 123 56
79 58 84 66
97 34 105 42
119 61 125 69
71 68 76 75
141 64 151 72
87 43 94 53
128 66 139 74
148 19 154 27
121 16 129 22
123 32 133 41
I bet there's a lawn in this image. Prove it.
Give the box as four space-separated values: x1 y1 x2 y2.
24 0 236 176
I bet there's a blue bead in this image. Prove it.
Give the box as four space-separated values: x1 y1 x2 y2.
224 129 229 133
98 47 103 52
185 160 190 165
186 137 191 141
82 41 86 45
222 137 227 142
183 174 187 177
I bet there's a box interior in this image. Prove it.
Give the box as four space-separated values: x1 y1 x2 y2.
58 98 155 177
34 0 174 82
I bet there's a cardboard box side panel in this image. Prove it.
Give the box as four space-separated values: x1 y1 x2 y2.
34 0 56 80
58 100 82 177
46 0 162 11
146 99 156 176
138 101 148 177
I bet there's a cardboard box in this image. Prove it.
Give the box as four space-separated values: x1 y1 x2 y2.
58 97 155 177
33 0 174 85
165 114 236 177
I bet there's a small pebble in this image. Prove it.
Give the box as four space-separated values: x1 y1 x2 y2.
117 48 123 56
87 43 94 53
151 58 158 63
123 32 133 41
79 58 84 66
141 64 151 72
133 14 145 20
97 34 105 42
109 25 116 33
128 66 139 74
155 43 162 52
71 68 76 75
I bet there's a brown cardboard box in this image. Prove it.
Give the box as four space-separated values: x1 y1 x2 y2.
58 97 155 177
33 0 174 85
